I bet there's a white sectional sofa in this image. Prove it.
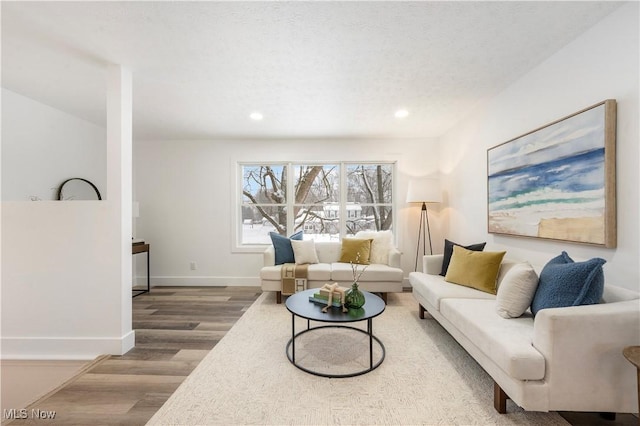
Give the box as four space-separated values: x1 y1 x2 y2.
409 254 640 415
261 241 403 303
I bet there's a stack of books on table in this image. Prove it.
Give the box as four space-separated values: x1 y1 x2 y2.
308 288 346 308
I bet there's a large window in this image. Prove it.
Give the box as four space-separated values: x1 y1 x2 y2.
239 162 395 246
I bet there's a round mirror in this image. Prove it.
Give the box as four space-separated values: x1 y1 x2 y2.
57 178 102 200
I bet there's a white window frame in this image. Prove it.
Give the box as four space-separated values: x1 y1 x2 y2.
233 161 396 253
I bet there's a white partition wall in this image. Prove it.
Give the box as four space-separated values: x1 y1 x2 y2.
1 65 134 359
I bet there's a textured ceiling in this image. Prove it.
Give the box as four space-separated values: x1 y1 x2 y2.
1 1 623 140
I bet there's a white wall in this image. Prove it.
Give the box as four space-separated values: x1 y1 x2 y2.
1 66 134 359
134 5 638 291
133 138 441 285
439 3 639 291
1 202 132 359
1 88 106 201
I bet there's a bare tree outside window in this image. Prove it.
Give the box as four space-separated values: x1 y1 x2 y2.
240 163 394 244
242 165 287 236
294 165 339 240
346 164 393 235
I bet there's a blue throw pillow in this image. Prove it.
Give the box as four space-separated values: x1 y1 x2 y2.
269 231 303 265
531 251 605 316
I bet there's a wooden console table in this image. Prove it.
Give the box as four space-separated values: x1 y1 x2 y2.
132 241 150 297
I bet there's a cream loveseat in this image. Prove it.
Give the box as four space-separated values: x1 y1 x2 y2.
409 253 640 415
261 241 403 304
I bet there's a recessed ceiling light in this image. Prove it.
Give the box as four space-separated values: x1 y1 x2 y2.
395 109 409 118
250 112 263 121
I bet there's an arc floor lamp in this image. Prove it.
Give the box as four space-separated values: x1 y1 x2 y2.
407 177 442 271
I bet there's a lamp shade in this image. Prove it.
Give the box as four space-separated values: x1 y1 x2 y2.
406 177 442 204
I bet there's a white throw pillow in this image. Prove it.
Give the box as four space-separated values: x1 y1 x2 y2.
495 262 539 318
355 230 393 265
291 239 319 265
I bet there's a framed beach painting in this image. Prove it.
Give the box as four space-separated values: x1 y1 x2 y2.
487 100 616 247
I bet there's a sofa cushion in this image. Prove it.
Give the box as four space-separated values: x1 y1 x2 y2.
603 285 640 303
269 230 303 265
440 298 545 381
330 262 402 282
291 239 319 264
440 239 486 276
531 251 606 316
339 238 373 264
355 230 393 265
496 262 539 318
260 264 331 281
409 272 495 311
444 246 506 294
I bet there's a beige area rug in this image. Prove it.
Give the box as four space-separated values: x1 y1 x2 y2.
148 292 568 425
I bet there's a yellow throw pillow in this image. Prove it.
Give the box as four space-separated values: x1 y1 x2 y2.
444 245 506 294
339 238 373 265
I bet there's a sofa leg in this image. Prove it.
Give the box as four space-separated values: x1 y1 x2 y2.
380 292 388 304
494 382 508 414
276 291 282 304
419 304 425 319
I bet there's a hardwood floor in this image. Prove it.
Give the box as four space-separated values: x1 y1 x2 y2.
5 286 637 425
4 286 260 426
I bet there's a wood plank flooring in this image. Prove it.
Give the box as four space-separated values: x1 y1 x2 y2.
5 286 637 426
5 286 260 426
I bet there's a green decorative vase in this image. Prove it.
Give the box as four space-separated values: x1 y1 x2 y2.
345 282 366 309
348 307 365 318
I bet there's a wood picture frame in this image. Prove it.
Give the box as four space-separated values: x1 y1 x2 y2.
487 100 616 247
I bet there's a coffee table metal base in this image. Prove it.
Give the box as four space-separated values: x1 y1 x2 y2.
286 320 385 378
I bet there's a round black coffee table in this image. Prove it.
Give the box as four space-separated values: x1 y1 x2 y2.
285 288 386 378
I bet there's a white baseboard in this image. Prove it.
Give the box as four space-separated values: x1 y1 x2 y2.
1 331 135 360
137 276 409 287
135 276 261 287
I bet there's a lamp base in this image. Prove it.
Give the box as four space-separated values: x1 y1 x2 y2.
414 202 433 272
